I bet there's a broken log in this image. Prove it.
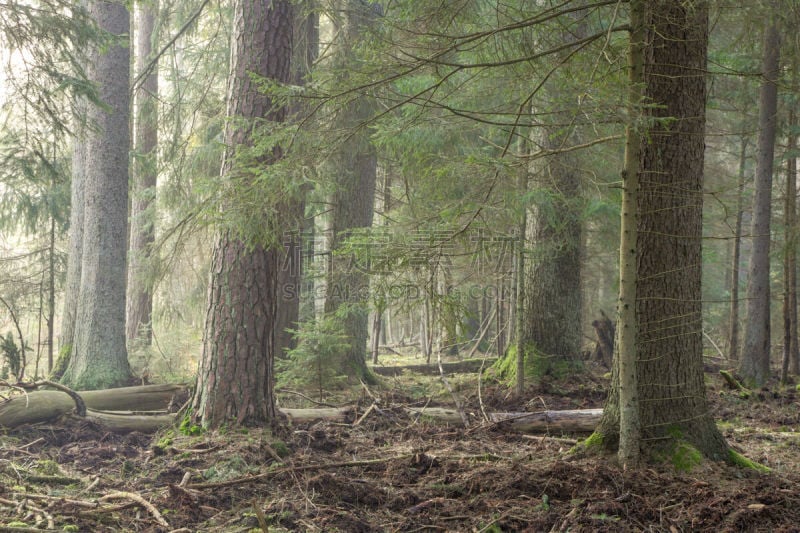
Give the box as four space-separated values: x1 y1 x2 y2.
371 358 497 377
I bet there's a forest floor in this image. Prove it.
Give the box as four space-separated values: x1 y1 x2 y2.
1 355 800 532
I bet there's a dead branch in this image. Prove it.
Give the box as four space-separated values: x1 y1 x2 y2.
99 491 170 528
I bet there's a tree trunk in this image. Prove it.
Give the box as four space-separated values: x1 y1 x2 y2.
614 0 644 468
62 0 132 390
126 0 159 348
727 137 748 361
523 19 585 379
323 0 379 383
741 18 781 387
596 0 727 461
57 122 87 378
782 101 798 383
191 0 295 428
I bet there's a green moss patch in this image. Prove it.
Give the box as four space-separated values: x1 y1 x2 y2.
728 449 771 473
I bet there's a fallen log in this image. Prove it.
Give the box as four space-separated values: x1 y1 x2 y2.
488 409 602 433
0 383 601 435
371 358 497 377
0 383 188 430
406 407 602 433
82 410 177 433
281 407 352 423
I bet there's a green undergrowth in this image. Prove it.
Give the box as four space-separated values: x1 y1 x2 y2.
728 449 771 473
493 344 583 384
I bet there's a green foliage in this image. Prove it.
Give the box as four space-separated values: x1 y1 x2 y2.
0 332 22 380
179 414 204 436
571 432 606 455
728 449 771 473
670 441 703 472
270 440 290 458
277 312 351 396
493 343 583 384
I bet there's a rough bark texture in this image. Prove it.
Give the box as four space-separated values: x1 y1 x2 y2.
126 0 159 346
191 0 294 428
615 0 644 467
524 145 583 371
741 20 780 387
62 1 132 390
323 0 379 382
597 0 727 460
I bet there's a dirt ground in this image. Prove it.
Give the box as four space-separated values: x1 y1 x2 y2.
1 363 799 532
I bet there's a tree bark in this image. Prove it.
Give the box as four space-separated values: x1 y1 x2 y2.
62 0 132 390
57 114 87 377
126 0 159 347
323 0 380 383
727 137 748 361
615 0 644 468
741 17 781 387
782 100 798 382
191 0 295 428
596 0 727 461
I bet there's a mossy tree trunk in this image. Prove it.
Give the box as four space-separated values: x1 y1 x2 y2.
596 0 728 461
61 0 133 390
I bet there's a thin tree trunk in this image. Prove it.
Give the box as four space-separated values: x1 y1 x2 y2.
514 161 527 396
741 18 781 387
57 122 86 379
782 102 798 383
126 0 159 347
47 206 55 374
615 0 644 468
728 137 748 361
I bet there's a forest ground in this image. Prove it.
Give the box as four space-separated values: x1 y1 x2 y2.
1 354 799 532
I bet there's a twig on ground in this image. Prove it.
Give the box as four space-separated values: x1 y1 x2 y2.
354 403 377 426
99 491 170 528
277 388 342 408
521 434 578 445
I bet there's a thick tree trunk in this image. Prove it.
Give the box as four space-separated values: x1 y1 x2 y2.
741 19 780 387
597 0 727 461
191 0 295 428
194 235 281 426
524 149 583 372
323 0 379 383
126 0 159 347
62 0 132 390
